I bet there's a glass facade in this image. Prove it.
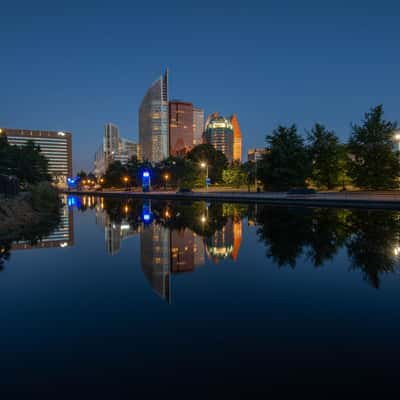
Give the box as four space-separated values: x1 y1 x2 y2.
204 114 234 162
1 128 72 184
192 107 205 146
139 70 169 162
169 100 194 156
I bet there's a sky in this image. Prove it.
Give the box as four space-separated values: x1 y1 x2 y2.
1 0 400 172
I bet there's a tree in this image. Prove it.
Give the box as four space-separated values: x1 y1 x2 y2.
308 123 342 189
241 161 257 191
258 125 311 191
77 170 87 180
222 163 247 187
158 157 198 188
347 105 400 190
187 144 228 184
103 161 127 187
0 138 50 186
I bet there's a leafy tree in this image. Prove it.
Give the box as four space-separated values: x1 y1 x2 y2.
347 105 400 190
126 156 140 186
308 123 342 189
103 161 127 187
158 157 198 188
187 144 228 184
222 162 247 187
0 140 50 185
77 170 87 180
258 125 311 191
241 161 257 191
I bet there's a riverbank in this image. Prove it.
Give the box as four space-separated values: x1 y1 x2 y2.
65 189 400 209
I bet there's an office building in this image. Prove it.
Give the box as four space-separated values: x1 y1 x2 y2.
0 128 72 184
139 70 169 162
94 124 138 176
169 100 194 156
248 148 267 162
192 107 205 146
204 113 234 162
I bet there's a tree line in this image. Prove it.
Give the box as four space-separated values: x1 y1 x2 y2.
258 105 400 190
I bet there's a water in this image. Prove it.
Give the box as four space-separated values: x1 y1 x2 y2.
1 195 400 394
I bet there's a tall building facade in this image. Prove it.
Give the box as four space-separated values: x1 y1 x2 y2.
169 100 194 156
139 70 169 162
204 114 234 162
230 114 242 162
0 128 72 184
192 107 205 146
94 124 138 176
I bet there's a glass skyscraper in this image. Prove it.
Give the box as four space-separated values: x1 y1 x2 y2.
139 70 169 162
204 113 234 162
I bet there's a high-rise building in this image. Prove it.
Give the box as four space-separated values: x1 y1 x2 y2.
139 70 169 162
204 113 234 162
169 100 194 156
230 114 242 162
0 128 72 184
104 123 120 158
192 107 205 146
94 124 138 176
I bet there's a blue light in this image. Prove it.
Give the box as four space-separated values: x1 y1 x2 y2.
143 171 150 177
143 214 150 221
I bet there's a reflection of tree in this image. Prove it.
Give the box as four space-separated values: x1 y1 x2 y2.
256 206 347 268
306 208 348 267
345 210 400 289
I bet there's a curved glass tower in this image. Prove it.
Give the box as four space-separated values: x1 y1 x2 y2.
139 70 169 162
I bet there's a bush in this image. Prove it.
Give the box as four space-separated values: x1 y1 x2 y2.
30 182 61 213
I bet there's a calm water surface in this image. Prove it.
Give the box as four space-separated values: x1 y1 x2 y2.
1 195 400 394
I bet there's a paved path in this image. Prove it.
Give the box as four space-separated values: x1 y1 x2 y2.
65 189 400 209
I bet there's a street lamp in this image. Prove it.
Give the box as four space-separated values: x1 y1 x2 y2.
123 176 129 190
200 162 209 192
164 173 170 189
394 132 400 152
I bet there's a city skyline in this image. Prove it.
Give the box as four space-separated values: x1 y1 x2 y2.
2 1 400 172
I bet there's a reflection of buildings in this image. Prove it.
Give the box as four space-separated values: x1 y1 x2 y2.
11 200 74 250
205 219 242 263
95 203 141 255
141 224 171 303
171 229 205 273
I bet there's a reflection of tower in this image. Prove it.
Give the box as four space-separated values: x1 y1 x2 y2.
206 218 242 264
140 224 171 302
170 229 205 273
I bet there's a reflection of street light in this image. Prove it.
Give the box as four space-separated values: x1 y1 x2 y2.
200 162 209 192
201 215 207 223
124 204 129 214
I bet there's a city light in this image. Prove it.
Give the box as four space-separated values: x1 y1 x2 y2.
200 162 206 168
143 171 150 177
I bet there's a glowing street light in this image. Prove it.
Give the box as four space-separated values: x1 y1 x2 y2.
394 131 400 152
200 162 209 192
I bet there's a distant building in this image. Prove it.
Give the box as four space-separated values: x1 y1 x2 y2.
0 128 72 184
139 70 169 162
204 113 234 162
192 107 205 146
169 101 194 156
94 124 138 176
247 148 267 162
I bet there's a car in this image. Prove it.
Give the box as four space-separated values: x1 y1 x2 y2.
176 188 193 194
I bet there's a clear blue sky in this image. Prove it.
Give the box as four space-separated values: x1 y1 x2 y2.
1 0 399 172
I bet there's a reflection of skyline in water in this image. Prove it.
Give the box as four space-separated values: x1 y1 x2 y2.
2 195 400 300
11 196 74 251
90 196 243 301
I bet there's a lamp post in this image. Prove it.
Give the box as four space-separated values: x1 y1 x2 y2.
123 176 129 190
394 132 400 152
201 162 209 192
164 173 170 190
